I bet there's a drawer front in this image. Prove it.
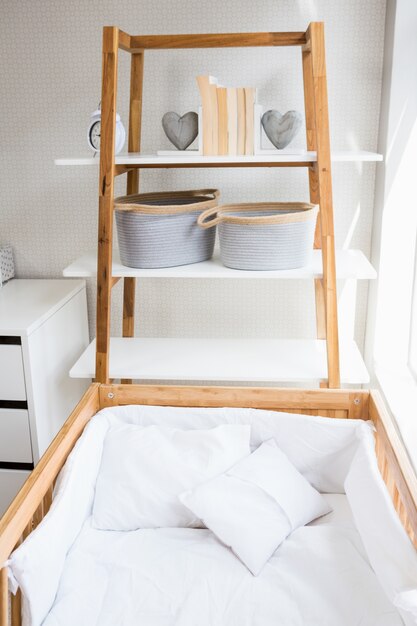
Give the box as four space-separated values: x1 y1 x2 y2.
0 408 32 463
0 469 31 517
0 342 26 401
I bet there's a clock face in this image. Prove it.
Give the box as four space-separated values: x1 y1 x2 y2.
89 120 101 151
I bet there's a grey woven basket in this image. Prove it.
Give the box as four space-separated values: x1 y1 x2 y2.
114 189 219 269
198 202 318 271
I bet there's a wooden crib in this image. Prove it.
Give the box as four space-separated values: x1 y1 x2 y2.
0 383 416 625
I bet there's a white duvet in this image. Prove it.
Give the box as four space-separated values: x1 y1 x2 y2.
43 495 401 626
7 404 417 626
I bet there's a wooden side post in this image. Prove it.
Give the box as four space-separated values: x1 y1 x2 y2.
303 22 340 388
96 27 119 383
121 51 144 384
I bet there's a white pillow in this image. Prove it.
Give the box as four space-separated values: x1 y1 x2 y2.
92 424 251 530
180 438 331 575
97 403 370 493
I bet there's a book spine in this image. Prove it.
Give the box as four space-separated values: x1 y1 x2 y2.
226 87 238 156
209 80 219 155
196 75 215 155
244 87 256 155
237 87 246 156
217 87 228 156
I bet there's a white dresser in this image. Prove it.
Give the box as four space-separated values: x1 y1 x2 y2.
0 279 89 515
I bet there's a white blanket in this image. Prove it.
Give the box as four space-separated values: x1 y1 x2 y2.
43 495 402 626
8 405 416 626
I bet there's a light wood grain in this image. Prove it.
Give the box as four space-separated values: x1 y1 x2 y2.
0 382 416 617
306 22 340 388
370 391 417 547
324 234 340 386
122 51 144 383
0 384 100 565
302 47 326 344
96 26 119 383
126 53 144 196
98 383 368 414
0 568 7 626
128 32 307 51
11 587 21 626
118 29 132 52
114 165 134 176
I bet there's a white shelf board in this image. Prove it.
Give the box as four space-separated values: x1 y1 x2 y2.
70 337 369 384
55 150 383 166
63 250 376 280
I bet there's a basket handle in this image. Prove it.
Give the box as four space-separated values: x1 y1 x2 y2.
197 206 223 229
198 188 220 200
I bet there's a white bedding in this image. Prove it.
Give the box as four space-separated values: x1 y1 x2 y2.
8 404 417 626
43 495 402 626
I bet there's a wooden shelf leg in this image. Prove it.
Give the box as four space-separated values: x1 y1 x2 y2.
95 27 119 384
121 51 144 385
302 50 326 340
303 22 340 388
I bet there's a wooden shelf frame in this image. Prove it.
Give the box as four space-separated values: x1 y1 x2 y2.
96 23 341 387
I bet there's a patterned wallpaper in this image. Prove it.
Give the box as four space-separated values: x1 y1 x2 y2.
0 1 386 356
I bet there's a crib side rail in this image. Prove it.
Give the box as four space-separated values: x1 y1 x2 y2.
0 383 100 625
371 390 417 548
99 384 369 418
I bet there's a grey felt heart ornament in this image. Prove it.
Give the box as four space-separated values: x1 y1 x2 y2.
261 110 303 149
162 111 198 150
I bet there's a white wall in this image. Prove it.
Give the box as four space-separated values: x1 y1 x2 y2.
365 0 417 464
366 0 417 371
0 1 385 353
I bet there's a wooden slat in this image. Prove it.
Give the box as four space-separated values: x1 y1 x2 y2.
302 38 326 354
121 51 144 385
324 234 340 387
0 384 100 565
301 56 320 247
32 500 44 529
0 568 7 626
99 383 369 414
43 484 53 516
95 26 119 383
11 588 21 626
126 53 144 195
118 29 131 52
307 23 340 388
128 32 306 51
114 165 134 176
370 390 417 547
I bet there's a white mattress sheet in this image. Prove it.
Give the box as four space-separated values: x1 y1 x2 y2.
43 494 404 626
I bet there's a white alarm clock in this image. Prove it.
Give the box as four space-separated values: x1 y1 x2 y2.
87 108 126 154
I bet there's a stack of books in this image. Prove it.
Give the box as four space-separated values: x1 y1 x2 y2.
197 75 257 156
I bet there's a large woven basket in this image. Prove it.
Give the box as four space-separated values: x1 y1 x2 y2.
114 189 219 268
198 202 318 270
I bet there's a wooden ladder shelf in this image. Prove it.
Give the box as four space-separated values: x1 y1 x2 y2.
96 23 340 388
